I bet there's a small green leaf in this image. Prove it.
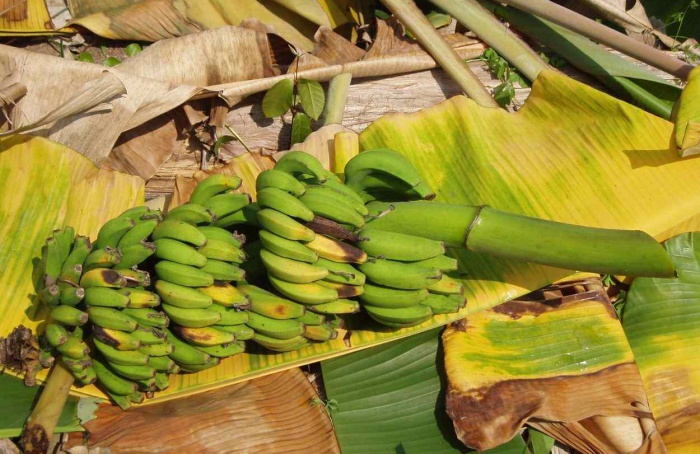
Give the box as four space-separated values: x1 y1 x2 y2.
125 43 142 57
291 112 312 145
426 11 452 29
528 429 555 454
212 135 236 157
493 82 515 107
77 52 94 63
297 78 325 120
374 9 390 20
103 57 121 67
262 79 294 118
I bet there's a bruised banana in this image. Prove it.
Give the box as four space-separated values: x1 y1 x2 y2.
316 280 364 298
197 281 249 308
166 330 211 365
303 234 367 264
205 304 249 325
238 284 306 319
118 288 160 309
83 247 122 272
171 325 235 346
260 249 328 283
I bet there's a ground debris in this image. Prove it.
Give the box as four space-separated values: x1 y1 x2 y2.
0 325 43 386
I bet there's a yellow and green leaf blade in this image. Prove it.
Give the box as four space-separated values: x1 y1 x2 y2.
622 232 700 452
673 66 700 157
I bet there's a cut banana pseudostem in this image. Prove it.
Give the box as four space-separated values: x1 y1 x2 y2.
260 249 329 283
356 229 445 261
256 209 316 242
188 174 242 206
238 284 306 319
256 169 306 196
274 150 327 183
358 259 441 290
267 274 338 305
259 230 319 263
153 238 207 267
304 234 367 264
257 187 315 221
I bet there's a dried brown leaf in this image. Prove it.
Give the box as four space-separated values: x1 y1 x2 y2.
0 326 41 387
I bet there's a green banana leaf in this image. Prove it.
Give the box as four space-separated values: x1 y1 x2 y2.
485 1 682 119
0 374 92 438
672 66 700 156
622 232 700 452
321 328 546 453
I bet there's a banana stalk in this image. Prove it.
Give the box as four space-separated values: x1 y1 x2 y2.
366 202 675 277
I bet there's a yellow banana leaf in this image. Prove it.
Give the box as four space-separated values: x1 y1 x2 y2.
0 0 61 36
68 0 354 51
673 66 700 157
0 135 144 384
622 232 700 453
441 285 661 453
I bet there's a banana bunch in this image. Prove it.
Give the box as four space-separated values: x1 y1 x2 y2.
152 174 253 372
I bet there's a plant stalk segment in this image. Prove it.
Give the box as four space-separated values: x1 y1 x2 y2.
366 202 675 277
380 0 498 107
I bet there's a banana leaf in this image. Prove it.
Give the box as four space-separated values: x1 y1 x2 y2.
672 66 700 156
0 0 62 36
622 232 700 452
0 135 144 390
321 328 538 453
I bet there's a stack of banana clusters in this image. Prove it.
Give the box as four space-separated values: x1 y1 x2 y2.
151 174 254 373
38 207 179 409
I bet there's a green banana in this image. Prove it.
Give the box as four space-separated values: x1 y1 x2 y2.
41 237 65 284
58 285 85 307
319 177 368 211
58 235 92 285
360 284 429 308
303 324 337 341
317 258 366 285
94 217 134 250
62 357 92 372
189 174 242 205
127 392 145 404
238 284 306 319
167 331 211 365
153 238 207 267
177 356 221 373
118 288 161 309
84 287 130 308
257 187 314 221
304 185 368 217
364 304 433 326
213 324 254 340
197 239 247 263
252 332 309 352
93 338 149 366
357 228 445 261
115 206 151 221
260 249 328 283
303 234 367 264
114 241 156 269
51 305 88 326
358 259 441 290
152 219 207 247
298 190 365 229
198 282 249 308
325 314 345 329
273 151 327 183
80 268 128 288
92 357 139 396
259 229 318 263
92 326 141 351
83 247 122 272
171 325 234 346
427 275 465 295
161 303 221 328
155 280 212 309
138 342 175 357
344 148 425 194
212 202 261 228
419 293 465 314
415 254 459 272
155 372 171 390
148 356 176 372
154 260 214 287
256 209 315 242
267 274 338 305
45 323 69 347
56 336 90 360
109 363 156 380
256 169 306 196
193 341 245 358
74 366 98 385
57 265 83 290
297 311 325 326
130 327 168 345
121 308 169 329
307 299 361 314
200 259 245 282
245 312 304 340
196 226 245 247
38 284 60 306
117 219 159 248
203 192 251 219
349 173 434 203
87 307 138 332
165 203 216 224
205 304 250 325
316 280 364 298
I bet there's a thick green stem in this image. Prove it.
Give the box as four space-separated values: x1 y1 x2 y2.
323 73 352 125
380 0 498 107
21 362 74 454
366 201 675 277
494 0 694 80
427 0 549 82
